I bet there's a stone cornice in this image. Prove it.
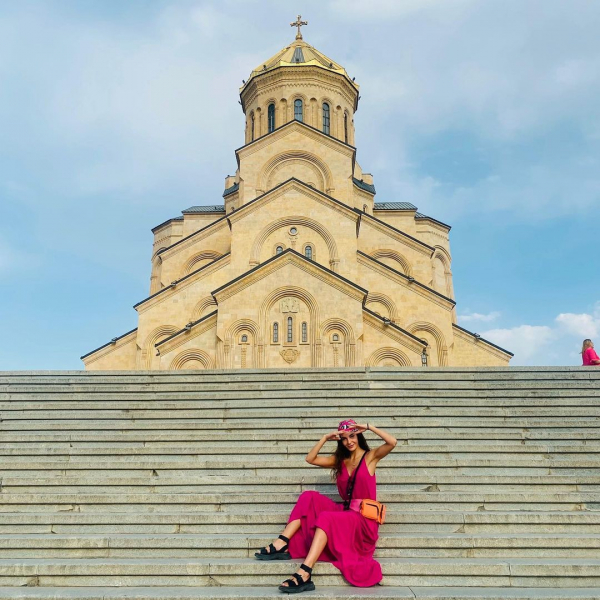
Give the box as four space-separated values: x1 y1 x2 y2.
157 217 230 260
134 254 231 314
212 248 367 304
240 65 359 111
453 323 514 358
360 213 435 256
80 328 137 364
415 214 452 232
235 119 356 168
363 309 426 354
227 178 360 225
155 311 218 355
357 251 456 310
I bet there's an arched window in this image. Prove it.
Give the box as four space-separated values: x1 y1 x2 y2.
273 322 279 343
251 113 255 141
332 333 339 342
241 334 248 343
287 317 293 342
304 245 313 260
268 103 275 133
344 113 348 143
322 103 330 135
302 322 308 343
294 99 303 122
276 245 284 255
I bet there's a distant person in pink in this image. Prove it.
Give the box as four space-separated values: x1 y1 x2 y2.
582 339 600 366
254 419 397 593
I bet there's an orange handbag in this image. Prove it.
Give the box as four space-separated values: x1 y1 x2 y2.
359 499 386 525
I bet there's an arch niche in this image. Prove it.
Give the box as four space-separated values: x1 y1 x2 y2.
406 321 448 367
320 318 356 368
366 347 411 367
250 216 339 271
370 249 413 277
181 251 223 277
259 287 320 367
258 151 334 195
223 319 260 369
139 325 179 370
170 349 214 370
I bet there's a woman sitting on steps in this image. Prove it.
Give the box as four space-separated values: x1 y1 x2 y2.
255 419 397 594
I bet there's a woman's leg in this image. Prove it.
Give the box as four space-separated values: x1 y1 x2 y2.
265 518 302 552
280 527 327 586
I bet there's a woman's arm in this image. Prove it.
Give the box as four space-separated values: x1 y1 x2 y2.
356 424 397 468
305 432 338 468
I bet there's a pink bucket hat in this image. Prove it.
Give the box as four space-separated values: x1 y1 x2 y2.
337 419 358 432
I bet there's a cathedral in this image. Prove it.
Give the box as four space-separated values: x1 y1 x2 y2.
82 21 512 371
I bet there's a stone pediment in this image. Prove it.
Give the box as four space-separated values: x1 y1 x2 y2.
235 119 355 163
227 177 359 225
212 248 367 304
236 121 356 202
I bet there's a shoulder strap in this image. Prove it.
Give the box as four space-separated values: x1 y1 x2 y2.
344 451 368 511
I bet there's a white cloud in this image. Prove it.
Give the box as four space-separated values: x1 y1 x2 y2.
458 311 500 324
482 325 554 363
480 302 600 365
556 302 600 338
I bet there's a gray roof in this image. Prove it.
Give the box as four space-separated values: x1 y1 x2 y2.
182 205 226 214
374 202 417 210
223 182 240 197
415 212 451 229
151 216 183 233
353 177 376 194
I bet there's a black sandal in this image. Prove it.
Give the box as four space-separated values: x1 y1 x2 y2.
278 563 315 594
255 534 291 561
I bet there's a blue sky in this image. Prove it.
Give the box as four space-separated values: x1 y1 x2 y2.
1 0 599 369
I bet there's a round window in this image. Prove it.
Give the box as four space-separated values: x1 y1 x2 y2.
289 227 298 235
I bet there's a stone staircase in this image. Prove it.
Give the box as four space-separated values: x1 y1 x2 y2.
1 367 599 600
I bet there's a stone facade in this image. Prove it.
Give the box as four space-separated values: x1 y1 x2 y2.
82 34 512 370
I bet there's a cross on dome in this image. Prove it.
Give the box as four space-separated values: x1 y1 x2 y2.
290 15 308 40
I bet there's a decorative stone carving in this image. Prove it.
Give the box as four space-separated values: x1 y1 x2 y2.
280 348 300 364
281 298 300 313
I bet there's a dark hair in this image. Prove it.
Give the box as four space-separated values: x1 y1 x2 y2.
331 433 370 481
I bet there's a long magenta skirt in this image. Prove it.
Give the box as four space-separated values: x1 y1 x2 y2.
287 490 382 587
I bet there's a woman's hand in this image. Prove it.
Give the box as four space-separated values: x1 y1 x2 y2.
324 431 340 441
353 424 369 434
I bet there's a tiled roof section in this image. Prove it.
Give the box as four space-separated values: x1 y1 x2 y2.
151 216 183 233
374 202 417 211
182 205 226 214
415 212 451 230
353 177 376 194
222 182 240 198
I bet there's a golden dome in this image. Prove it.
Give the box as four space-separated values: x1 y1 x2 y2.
241 39 357 92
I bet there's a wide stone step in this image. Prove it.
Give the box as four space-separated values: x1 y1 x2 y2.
6 407 600 420
4 394 600 409
2 557 600 587
2 456 600 469
1 491 599 514
4 473 600 492
5 587 600 600
3 511 600 534
2 533 600 559
4 442 599 455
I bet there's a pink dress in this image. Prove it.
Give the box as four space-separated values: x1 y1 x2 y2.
287 453 382 587
583 347 600 366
